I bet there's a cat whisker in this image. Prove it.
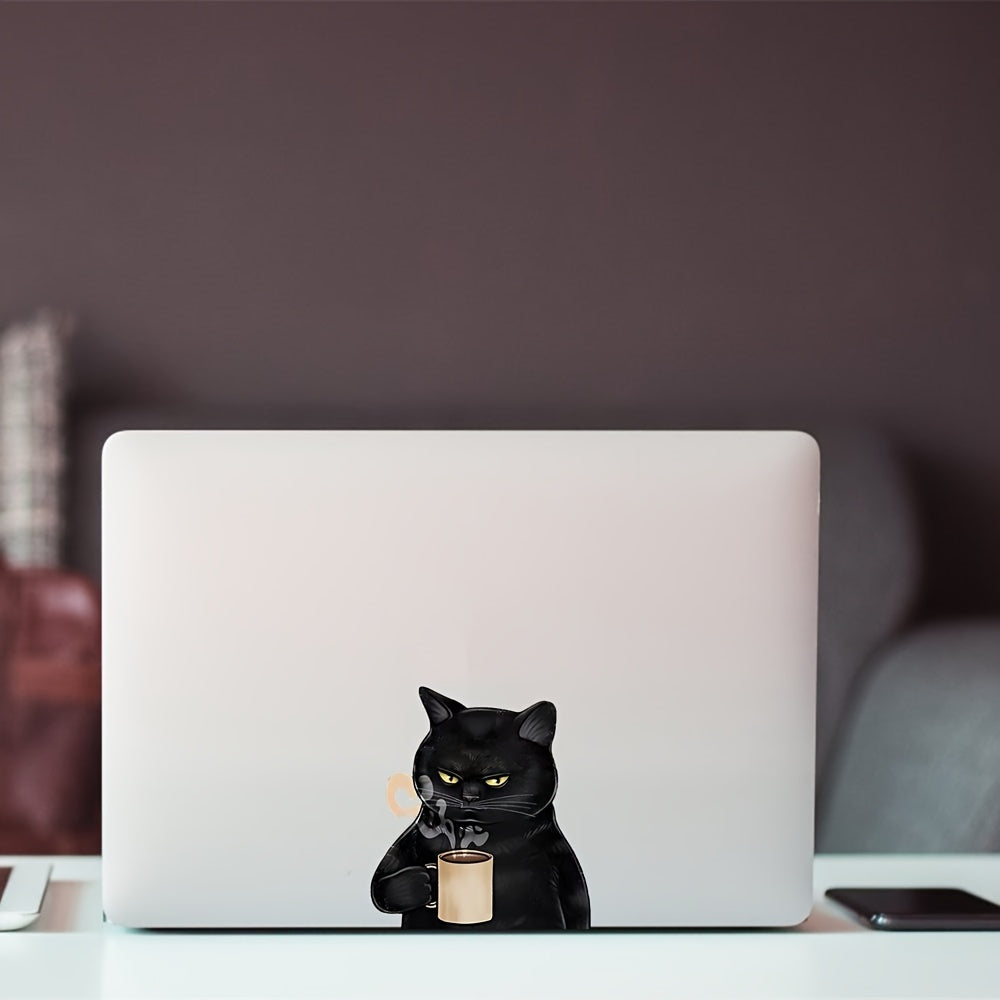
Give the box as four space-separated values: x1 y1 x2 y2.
481 806 536 817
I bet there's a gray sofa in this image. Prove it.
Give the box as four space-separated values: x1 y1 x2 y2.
811 428 1000 851
820 622 1000 851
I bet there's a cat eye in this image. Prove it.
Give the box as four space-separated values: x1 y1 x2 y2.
484 775 509 787
438 770 459 785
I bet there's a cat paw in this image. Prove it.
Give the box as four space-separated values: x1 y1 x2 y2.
373 866 433 912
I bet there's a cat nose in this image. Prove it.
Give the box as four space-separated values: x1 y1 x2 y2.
462 784 482 803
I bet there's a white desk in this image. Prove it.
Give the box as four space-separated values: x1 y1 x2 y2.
2 855 999 999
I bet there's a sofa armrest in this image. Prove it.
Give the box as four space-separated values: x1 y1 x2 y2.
7 569 100 703
818 622 1000 853
1 567 101 842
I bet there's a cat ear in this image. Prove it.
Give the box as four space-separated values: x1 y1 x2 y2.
515 701 557 747
418 686 466 726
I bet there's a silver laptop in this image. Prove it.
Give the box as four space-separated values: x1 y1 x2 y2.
102 430 818 929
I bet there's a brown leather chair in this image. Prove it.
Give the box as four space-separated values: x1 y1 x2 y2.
0 558 101 854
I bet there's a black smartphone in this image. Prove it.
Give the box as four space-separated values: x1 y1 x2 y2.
826 887 1000 930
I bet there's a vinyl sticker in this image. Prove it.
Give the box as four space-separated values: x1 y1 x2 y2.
371 687 590 929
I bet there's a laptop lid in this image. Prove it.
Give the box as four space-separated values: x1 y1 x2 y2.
102 430 818 928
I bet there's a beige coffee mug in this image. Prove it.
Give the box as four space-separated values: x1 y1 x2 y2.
425 849 493 924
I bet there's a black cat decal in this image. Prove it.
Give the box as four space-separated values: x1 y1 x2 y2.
371 687 591 930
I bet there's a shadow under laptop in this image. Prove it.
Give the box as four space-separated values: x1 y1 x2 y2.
116 910 862 935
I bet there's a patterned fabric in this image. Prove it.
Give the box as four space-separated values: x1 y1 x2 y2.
0 310 73 567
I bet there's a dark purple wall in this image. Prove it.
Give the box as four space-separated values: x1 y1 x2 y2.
1 2 999 614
